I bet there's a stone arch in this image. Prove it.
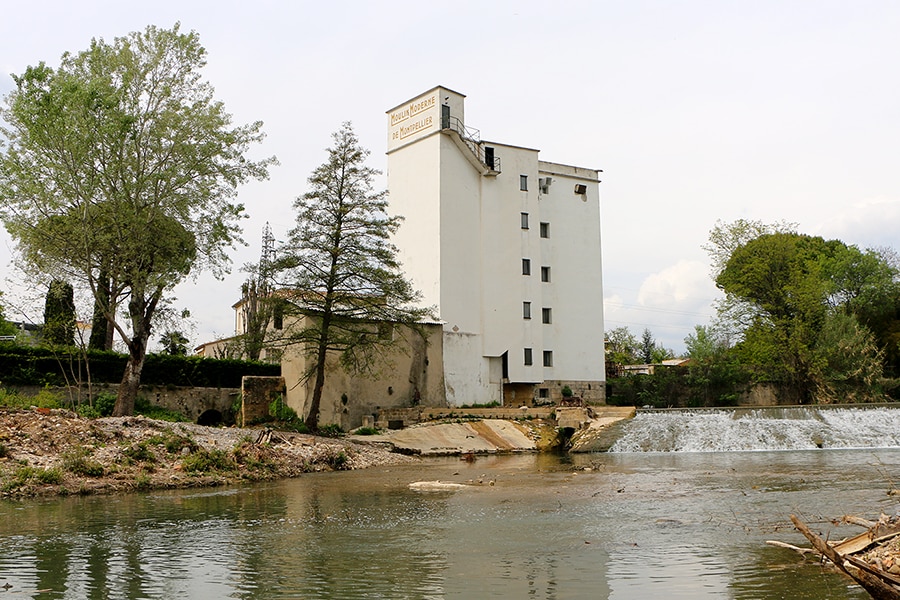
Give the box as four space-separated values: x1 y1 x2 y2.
197 409 223 426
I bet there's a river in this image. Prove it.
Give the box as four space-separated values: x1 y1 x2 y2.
2 408 899 599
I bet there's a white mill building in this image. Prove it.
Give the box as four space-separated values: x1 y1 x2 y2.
386 86 606 406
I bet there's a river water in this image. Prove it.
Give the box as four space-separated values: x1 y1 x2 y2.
2 408 899 599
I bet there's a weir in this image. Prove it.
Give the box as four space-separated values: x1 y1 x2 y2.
609 405 900 452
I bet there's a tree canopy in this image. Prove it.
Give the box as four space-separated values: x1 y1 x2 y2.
715 228 899 402
0 24 274 414
273 123 429 430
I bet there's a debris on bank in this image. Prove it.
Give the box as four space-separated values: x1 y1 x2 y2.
0 408 416 498
768 514 900 599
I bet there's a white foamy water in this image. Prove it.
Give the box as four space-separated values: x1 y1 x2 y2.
609 406 900 452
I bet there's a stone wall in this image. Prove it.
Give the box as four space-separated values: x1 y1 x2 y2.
7 384 240 424
241 376 286 427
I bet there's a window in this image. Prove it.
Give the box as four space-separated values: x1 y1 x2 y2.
520 175 528 191
523 302 532 319
542 307 552 324
522 258 531 275
524 348 533 366
540 222 550 238
521 212 529 229
541 266 551 282
543 350 553 367
538 388 549 399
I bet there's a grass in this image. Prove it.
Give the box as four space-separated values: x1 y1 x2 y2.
181 448 236 474
0 387 61 410
62 447 105 477
1 465 63 492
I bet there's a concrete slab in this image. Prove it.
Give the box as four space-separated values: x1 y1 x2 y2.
379 419 537 456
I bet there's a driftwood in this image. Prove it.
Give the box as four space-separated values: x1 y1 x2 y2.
788 514 900 600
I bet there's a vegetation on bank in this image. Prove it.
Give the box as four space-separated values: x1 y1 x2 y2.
0 404 396 499
607 220 900 408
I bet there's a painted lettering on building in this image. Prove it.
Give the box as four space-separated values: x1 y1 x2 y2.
389 93 437 142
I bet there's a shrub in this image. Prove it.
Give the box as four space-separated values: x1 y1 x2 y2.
122 442 156 463
62 448 105 477
325 450 349 470
316 424 343 437
134 397 188 422
354 427 379 436
181 449 235 474
561 385 573 398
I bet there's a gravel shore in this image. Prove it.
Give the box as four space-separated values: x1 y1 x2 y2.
0 408 418 498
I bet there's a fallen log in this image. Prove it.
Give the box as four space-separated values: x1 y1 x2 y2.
790 514 900 600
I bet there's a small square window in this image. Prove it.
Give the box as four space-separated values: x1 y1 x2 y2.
543 350 553 367
520 175 528 191
524 348 533 366
523 302 532 319
521 212 529 229
541 266 551 282
538 388 549 398
522 258 531 275
540 222 550 238
542 307 552 324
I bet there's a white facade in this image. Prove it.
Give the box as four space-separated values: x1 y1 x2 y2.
386 86 605 406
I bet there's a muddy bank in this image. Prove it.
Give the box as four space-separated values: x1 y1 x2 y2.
0 409 417 499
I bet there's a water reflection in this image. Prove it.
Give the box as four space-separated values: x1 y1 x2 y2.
0 450 895 598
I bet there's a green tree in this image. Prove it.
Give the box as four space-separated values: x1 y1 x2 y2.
684 324 728 362
273 123 430 431
159 330 190 356
0 24 274 416
42 279 76 346
716 231 898 402
0 293 17 338
605 326 639 366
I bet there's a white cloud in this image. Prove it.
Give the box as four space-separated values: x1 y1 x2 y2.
811 196 900 250
605 261 720 354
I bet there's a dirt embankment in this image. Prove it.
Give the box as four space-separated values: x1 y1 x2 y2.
0 408 417 498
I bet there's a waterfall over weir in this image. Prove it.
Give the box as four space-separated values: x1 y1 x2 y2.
608 405 900 452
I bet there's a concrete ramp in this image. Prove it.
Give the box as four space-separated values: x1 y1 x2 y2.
383 419 536 456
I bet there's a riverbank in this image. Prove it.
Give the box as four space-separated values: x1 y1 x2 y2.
0 408 419 499
0 405 638 499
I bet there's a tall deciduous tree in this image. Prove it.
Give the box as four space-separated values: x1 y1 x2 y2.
274 123 429 431
0 24 274 415
716 231 898 402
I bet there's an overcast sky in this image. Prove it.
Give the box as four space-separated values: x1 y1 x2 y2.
2 0 899 354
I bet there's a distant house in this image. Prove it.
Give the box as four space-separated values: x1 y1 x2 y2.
619 358 693 376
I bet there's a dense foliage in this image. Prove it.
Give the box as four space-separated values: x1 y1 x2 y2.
0 343 279 388
0 24 273 415
717 231 899 403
